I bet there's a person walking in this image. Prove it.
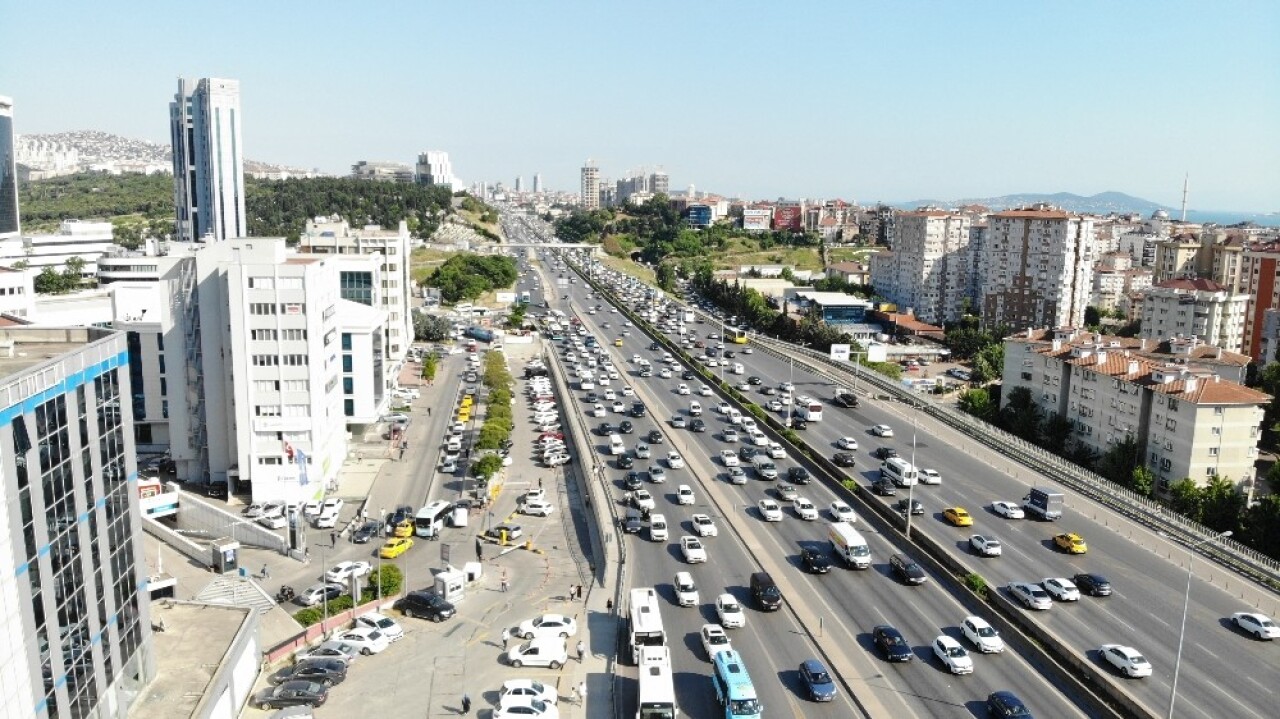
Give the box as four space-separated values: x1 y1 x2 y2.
576 639 585 663
578 681 587 705
500 569 509 593
260 564 270 579
303 548 311 564
330 531 337 548
427 407 432 417
538 477 544 490
606 598 613 613
501 627 511 648
461 692 471 715
569 685 579 705
475 537 483 562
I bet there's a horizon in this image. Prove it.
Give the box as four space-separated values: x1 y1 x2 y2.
2 1 1277 211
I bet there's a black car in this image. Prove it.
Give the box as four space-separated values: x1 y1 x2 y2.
987 690 1033 717
890 553 927 585
276 658 347 687
832 452 857 467
619 420 634 434
790 417 808 430
788 467 811 484
624 471 644 490
389 505 415 529
895 498 925 515
646 430 664 444
616 454 634 469
681 370 696 380
352 520 382 544
762 386 778 396
690 419 707 432
621 509 643 534
872 478 897 496
724 350 736 358
597 422 615 436
738 446 758 461
873 447 899 460
258 680 329 710
800 546 832 574
1072 573 1113 597
872 625 914 662
747 376 763 385
650 342 661 351
398 590 456 622
630 402 647 417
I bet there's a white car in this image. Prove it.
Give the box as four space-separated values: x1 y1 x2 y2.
635 443 652 459
499 679 559 706
621 385 635 397
324 561 373 583
722 429 739 443
508 638 569 669
751 431 770 447
296 640 359 665
612 401 626 413
991 501 1025 519
518 613 579 640
719 450 740 467
919 469 942 485
699 385 713 396
521 499 556 517
393 388 421 400
1232 612 1280 640
691 514 718 537
829 501 857 522
1100 644 1152 678
961 616 1005 653
700 623 733 659
1042 578 1081 602
603 389 617 401
659 368 672 378
716 401 731 414
715 594 745 629
674 571 699 607
332 627 390 655
676 384 691 395
969 535 1003 557
932 635 973 674
758 499 783 522
632 489 656 511
766 399 784 412
767 443 786 460
794 497 819 521
871 424 894 437
313 510 341 529
666 451 684 469
591 404 606 417
676 485 695 505
837 437 859 450
680 536 708 563
302 500 323 518
354 611 404 642
1008 582 1053 610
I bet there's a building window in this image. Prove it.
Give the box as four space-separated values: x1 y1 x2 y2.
1165 418 1176 430
249 303 276 315
344 399 355 416
1206 466 1217 476
343 377 354 394
258 456 282 465
248 276 274 289
252 355 279 366
341 333 353 351
342 355 353 373
160 377 167 397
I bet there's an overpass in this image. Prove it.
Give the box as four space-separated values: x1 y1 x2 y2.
501 241 603 255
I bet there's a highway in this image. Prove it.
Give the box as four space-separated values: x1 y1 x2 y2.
517 254 1094 718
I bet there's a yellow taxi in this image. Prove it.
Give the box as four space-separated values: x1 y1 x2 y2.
459 398 473 410
379 537 414 559
942 507 974 527
1054 532 1088 554
615 338 624 347
393 519 415 538
457 409 471 422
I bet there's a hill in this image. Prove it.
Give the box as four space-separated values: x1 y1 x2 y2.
17 130 312 176
895 191 1168 216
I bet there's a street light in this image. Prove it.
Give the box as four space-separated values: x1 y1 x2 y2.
1168 529 1232 718
906 413 918 537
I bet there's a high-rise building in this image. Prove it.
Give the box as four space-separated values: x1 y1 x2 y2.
869 210 972 325
1240 241 1280 360
1139 278 1250 353
416 151 456 188
514 176 523 192
650 170 669 196
533 173 543 193
0 95 20 239
580 161 599 210
979 206 1097 331
169 78 247 242
0 326 155 717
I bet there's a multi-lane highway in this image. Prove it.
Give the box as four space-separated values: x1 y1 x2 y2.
517 254 1097 718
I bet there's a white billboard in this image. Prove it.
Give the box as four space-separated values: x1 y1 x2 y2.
865 341 888 363
829 344 851 362
742 208 772 232
496 292 516 303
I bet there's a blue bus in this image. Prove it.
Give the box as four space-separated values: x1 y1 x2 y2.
711 650 762 719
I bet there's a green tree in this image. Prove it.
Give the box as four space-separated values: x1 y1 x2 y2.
655 263 676 291
1084 306 1103 330
1239 494 1280 560
971 342 1005 383
1039 412 1073 456
422 354 438 381
1166 478 1203 521
1097 435 1141 486
471 454 503 483
957 388 997 421
33 266 68 294
414 313 452 341
1130 466 1155 497
1256 362 1280 442
1266 462 1280 494
1199 474 1245 534
997 387 1042 442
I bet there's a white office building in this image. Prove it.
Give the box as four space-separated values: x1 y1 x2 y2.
979 206 1097 331
0 95 18 240
0 219 118 277
170 77 247 242
1139 278 1250 354
416 150 457 188
0 264 34 318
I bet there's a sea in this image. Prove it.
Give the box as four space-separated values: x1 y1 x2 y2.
1177 209 1280 228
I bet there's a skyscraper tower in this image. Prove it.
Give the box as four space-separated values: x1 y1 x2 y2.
0 95 19 239
515 175 524 192
581 160 600 210
170 78 247 242
533 173 543 193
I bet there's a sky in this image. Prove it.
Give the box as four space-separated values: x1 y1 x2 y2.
2 0 1278 211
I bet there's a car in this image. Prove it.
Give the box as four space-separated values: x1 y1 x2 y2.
719 450 740 467
680 536 708 563
829 501 856 522
715 594 745 628
735 382 752 391
1232 612 1280 640
611 401 626 413
832 452 857 467
762 387 779 397
1039 577 1081 602
622 386 636 397
620 510 643 534
296 583 344 606
794 497 819 520
775 484 798 502
1100 644 1152 678
766 399 784 412
591 404 606 417
672 570 700 607
648 466 667 483
699 384 713 396
700 624 732 659
873 625 914 662
670 415 687 429
872 478 898 496
758 499 783 522
635 442 652 459
691 514 718 537
257 680 329 710
666 451 684 469
499 679 559 707
890 497 922 516
1054 532 1087 554
800 546 832 574
969 535 1002 557
871 424 894 437
352 520 382 544
943 507 974 527
682 370 696 380
521 499 556 517
647 429 664 444
873 447 899 460
798 659 837 702
919 468 942 485
790 416 808 430
890 553 927 584
295 640 359 665
324 561 372 583
391 518 415 538
632 489 655 511
624 471 645 490
1072 572 1113 597
616 454 634 469
987 691 1031 718
658 368 672 378
676 485 695 505
961 616 1005 653
726 466 747 484
1008 581 1053 610
508 638 569 669
690 418 707 432
619 420 634 434
747 376 763 385
518 614 578 639
379 537 413 559
932 635 974 675
991 501 1025 519
738 446 758 461
331 627 390 655
275 658 348 687
354 611 404 642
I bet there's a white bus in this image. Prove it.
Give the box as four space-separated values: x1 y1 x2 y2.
628 587 667 664
795 395 824 422
636 645 678 719
415 500 453 538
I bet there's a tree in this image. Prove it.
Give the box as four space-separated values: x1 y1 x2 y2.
1166 478 1203 522
655 263 676 291
957 388 997 421
1097 435 1140 486
1257 362 1280 443
34 266 68 294
422 354 438 381
997 387 1042 442
971 343 1005 383
1267 461 1280 494
1130 466 1155 497
1084 306 1103 330
1039 412 1073 456
1199 474 1245 534
413 313 452 342
1239 494 1280 560
471 454 503 484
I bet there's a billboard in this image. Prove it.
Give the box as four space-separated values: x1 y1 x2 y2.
829 344 851 362
496 292 516 303
773 204 803 232
742 208 772 232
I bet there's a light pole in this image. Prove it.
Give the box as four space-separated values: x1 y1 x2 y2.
378 508 386 601
906 413 918 537
1168 529 1232 718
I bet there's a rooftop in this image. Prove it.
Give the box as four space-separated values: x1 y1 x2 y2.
1153 277 1230 292
131 601 254 719
793 290 874 307
0 327 105 379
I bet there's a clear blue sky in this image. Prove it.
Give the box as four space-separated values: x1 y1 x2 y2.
2 0 1277 210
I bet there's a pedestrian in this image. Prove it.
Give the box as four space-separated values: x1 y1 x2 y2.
475 537 483 561
461 692 471 714
538 477 544 490
578 681 587 704
606 598 614 613
569 686 579 704
501 627 511 647
303 548 311 564
576 639 585 662
428 407 432 417
567 584 574 601
260 564 270 579
500 569 509 593
330 531 337 548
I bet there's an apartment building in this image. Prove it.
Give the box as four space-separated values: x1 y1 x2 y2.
580 162 599 210
1002 327 1269 491
0 264 34 317
415 150 457 188
978 207 1097 331
1240 241 1280 360
870 210 971 325
1259 309 1280 365
1090 252 1153 312
1139 278 1249 353
1153 233 1207 282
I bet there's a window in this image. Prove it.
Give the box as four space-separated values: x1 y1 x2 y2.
1211 426 1221 435
1160 458 1172 470
159 377 167 397
255 406 281 417
258 456 283 465
283 404 310 417
282 379 309 392
342 355 353 373
282 355 308 366
251 329 276 341
1165 418 1177 431
249 303 276 315
343 377 354 394
278 277 303 290
248 276 274 290
341 333 353 351
1214 406 1224 415
252 354 279 366
1206 466 1217 476
1209 447 1219 456
281 328 306 341
344 399 355 416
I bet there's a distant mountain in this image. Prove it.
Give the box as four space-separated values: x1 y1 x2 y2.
895 191 1169 216
17 130 312 176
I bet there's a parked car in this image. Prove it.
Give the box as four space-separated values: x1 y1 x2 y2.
257 681 329 711
508 638 568 669
296 583 344 607
274 659 347 687
398 590 456 622
518 614 578 640
354 611 404 642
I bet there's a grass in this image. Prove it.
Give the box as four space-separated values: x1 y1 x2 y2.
410 247 462 284
600 254 657 285
712 247 825 271
827 246 877 264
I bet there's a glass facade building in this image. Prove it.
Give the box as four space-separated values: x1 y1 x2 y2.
0 96 20 236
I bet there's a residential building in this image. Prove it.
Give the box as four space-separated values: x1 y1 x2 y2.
1139 278 1249 353
1090 252 1153 312
871 210 972 326
0 220 118 277
0 264 34 317
0 326 155 718
170 77 246 242
1240 241 1280 360
1259 309 1280 366
650 171 669 196
580 161 599 210
1153 233 1207 282
416 150 457 188
351 161 414 183
826 261 871 286
1209 236 1247 291
1002 327 1269 491
978 206 1097 331
1117 231 1159 267
0 95 17 239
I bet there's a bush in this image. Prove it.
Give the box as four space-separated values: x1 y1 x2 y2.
781 429 802 446
290 565 406 627
746 405 767 421
841 479 858 491
964 572 988 600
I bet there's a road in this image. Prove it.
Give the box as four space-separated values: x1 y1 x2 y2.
519 256 1094 718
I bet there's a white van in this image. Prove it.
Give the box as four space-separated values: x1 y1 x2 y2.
673 571 699 607
727 408 743 425
609 434 626 456
731 362 745 375
881 457 919 486
649 513 668 542
688 401 702 416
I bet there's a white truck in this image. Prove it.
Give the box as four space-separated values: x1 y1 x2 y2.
829 521 871 569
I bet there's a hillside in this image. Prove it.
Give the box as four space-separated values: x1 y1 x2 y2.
895 190 1168 216
17 130 311 176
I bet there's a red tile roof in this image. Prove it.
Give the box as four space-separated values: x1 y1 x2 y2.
1153 277 1229 292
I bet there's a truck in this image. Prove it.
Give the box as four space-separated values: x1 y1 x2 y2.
1022 487 1064 521
465 326 495 342
828 521 871 569
681 308 695 323
832 387 859 408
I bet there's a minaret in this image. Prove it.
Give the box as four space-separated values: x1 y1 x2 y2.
1180 173 1189 222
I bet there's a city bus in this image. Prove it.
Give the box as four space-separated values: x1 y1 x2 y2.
730 329 749 344
415 500 453 538
795 395 824 422
711 650 762 719
628 587 667 664
636 645 678 719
